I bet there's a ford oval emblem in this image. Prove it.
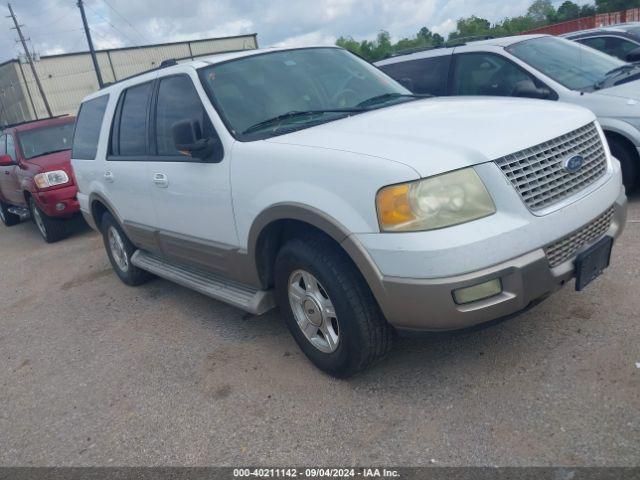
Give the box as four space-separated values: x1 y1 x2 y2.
564 155 584 173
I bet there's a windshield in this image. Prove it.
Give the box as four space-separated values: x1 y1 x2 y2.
18 122 75 159
198 47 410 140
507 36 626 91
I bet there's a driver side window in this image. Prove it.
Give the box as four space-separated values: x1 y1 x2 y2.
452 52 537 97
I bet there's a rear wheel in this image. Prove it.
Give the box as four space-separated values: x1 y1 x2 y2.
29 197 67 243
0 200 20 227
101 212 153 286
274 235 393 378
608 137 638 191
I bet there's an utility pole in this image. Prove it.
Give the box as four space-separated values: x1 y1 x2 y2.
77 0 104 88
7 3 52 118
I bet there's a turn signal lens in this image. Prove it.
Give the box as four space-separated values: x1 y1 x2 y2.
376 183 415 227
376 168 496 232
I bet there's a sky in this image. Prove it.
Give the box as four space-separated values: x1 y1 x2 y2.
0 0 592 62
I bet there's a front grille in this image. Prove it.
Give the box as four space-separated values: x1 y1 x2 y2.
494 123 608 212
544 207 614 268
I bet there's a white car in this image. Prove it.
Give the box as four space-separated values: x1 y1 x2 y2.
376 34 640 189
72 46 626 377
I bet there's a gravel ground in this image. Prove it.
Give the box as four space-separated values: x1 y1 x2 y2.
0 197 638 467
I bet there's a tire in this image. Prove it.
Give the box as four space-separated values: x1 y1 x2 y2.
29 196 67 243
608 137 638 191
0 200 20 227
274 235 393 378
100 212 153 286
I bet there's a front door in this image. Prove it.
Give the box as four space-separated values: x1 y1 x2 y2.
147 72 237 275
0 134 23 206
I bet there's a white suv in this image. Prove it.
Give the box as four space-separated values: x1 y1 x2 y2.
72 46 627 377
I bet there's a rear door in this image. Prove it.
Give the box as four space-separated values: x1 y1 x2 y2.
378 54 451 96
146 71 237 274
104 80 159 253
0 133 23 206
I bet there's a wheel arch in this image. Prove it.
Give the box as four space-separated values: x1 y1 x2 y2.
247 204 384 300
88 193 122 232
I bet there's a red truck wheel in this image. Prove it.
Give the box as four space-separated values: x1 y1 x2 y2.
29 197 68 243
0 201 20 227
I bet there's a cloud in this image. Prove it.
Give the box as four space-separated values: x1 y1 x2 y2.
0 0 594 62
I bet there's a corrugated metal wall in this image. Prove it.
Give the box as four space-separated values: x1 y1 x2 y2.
0 33 257 126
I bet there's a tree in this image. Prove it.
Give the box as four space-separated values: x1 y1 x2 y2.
527 0 556 23
580 4 597 16
556 1 582 21
595 0 640 13
448 16 492 40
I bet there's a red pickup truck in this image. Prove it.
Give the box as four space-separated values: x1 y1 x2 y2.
0 116 79 242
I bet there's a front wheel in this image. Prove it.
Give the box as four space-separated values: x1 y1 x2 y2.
274 235 393 378
0 200 20 227
29 197 67 243
609 137 638 191
101 212 153 286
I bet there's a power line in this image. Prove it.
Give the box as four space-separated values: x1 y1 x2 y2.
7 3 52 117
83 2 139 47
97 0 150 44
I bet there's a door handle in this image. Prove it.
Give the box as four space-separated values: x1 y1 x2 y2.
104 171 114 183
153 173 169 188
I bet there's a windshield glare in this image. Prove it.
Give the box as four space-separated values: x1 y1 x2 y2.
199 48 409 139
18 122 75 159
507 36 626 91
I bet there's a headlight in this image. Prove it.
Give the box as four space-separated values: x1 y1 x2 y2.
34 170 70 189
376 168 496 232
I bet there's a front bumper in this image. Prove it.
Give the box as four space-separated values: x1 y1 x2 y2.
34 185 79 218
371 190 627 331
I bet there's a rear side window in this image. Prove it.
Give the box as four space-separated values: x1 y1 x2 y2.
379 56 451 96
113 82 152 157
72 95 109 160
0 135 6 156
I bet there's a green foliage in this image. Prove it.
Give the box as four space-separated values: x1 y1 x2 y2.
595 0 640 13
336 27 445 62
335 0 640 62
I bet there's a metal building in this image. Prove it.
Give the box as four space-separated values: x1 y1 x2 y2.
0 33 258 126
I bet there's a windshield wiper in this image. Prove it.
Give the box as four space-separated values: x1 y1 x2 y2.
594 64 639 89
28 148 70 159
356 93 431 108
242 109 364 135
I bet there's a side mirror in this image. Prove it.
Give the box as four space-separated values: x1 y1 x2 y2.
626 47 640 63
171 119 216 161
0 154 14 167
512 80 551 100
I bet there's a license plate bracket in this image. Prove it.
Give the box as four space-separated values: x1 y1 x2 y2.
575 236 613 291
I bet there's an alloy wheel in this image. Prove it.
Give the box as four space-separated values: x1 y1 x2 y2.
288 269 340 353
108 226 129 272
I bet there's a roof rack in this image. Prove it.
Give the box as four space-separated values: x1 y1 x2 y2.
1 114 69 130
100 57 182 89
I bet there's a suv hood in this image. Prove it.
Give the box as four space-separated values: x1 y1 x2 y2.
266 97 595 177
24 149 72 170
595 78 640 101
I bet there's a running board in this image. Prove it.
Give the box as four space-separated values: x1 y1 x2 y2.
7 206 30 220
131 250 276 315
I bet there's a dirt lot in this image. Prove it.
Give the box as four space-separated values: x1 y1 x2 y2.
0 197 638 467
